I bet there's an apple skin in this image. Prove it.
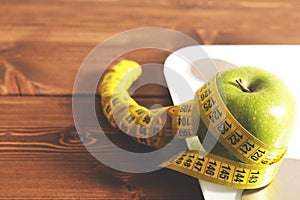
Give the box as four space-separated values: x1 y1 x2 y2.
197 66 296 160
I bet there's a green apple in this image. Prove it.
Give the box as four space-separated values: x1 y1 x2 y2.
197 66 296 160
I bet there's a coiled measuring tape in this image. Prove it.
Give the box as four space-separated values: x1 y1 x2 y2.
99 60 286 189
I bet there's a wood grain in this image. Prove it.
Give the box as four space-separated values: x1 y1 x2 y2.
0 154 202 199
1 0 300 96
0 96 202 199
0 96 176 151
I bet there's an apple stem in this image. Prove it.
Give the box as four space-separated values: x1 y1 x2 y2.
236 78 251 92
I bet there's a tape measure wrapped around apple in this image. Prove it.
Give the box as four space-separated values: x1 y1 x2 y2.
99 60 296 189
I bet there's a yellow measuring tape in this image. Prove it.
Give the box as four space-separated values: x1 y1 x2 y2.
99 60 286 189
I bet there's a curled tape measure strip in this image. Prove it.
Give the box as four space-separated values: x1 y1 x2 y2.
195 76 286 165
99 60 286 189
168 100 196 138
162 150 282 189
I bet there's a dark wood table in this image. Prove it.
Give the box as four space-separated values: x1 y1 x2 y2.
0 0 299 199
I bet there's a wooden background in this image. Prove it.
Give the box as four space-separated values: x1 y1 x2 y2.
0 0 300 199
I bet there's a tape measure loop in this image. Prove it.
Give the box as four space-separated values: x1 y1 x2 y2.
99 60 286 189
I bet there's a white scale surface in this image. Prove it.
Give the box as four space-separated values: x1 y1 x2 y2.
163 45 300 200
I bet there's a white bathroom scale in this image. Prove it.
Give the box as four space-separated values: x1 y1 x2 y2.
163 45 300 200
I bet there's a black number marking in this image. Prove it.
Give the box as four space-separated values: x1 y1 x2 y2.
217 120 232 135
234 169 246 183
208 108 223 123
184 162 191 167
227 132 243 145
135 108 146 115
239 141 255 154
200 88 212 101
205 160 217 176
194 157 205 172
219 164 231 180
189 154 195 159
177 116 191 126
175 156 185 165
219 169 230 180
251 149 266 161
203 97 216 112
205 164 216 176
142 114 151 124
180 104 192 113
178 129 192 137
125 114 135 124
248 171 260 183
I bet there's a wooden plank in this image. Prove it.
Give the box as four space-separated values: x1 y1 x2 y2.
0 96 173 128
0 124 201 199
1 0 300 96
0 0 299 37
0 0 299 43
0 96 73 128
0 154 202 199
0 47 183 96
0 95 181 154
0 96 202 199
